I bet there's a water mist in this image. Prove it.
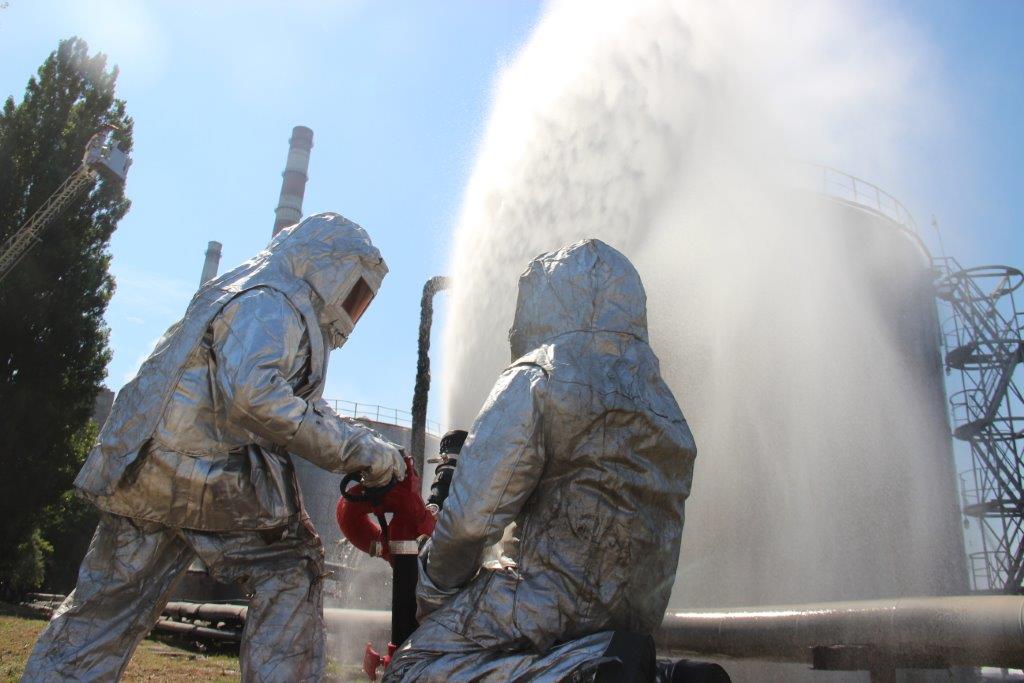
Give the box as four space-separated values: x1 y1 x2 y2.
440 0 967 666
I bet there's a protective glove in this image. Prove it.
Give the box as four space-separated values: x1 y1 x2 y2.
287 399 406 483
360 439 406 487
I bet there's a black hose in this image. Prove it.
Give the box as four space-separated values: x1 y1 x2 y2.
391 555 419 646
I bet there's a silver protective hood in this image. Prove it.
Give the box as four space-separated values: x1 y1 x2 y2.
508 238 648 358
75 212 386 498
388 239 697 681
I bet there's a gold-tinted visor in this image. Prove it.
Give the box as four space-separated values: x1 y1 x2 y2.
342 276 375 324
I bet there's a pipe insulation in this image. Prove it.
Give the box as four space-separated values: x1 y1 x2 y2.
137 597 1024 670
321 597 1024 670
655 596 1024 670
153 618 241 643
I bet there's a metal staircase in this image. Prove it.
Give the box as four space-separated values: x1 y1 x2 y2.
934 258 1024 592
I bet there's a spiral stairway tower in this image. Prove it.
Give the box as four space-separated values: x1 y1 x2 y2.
935 259 1024 592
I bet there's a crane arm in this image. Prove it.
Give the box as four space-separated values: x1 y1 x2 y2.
0 165 97 283
0 129 129 285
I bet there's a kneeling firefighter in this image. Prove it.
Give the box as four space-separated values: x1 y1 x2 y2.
23 213 406 683
385 239 699 682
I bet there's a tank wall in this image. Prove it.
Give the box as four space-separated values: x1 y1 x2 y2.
668 194 967 613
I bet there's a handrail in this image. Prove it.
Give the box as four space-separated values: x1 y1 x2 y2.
323 398 441 436
805 163 920 237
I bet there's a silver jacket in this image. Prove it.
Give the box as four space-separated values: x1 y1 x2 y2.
75 212 396 531
390 239 696 680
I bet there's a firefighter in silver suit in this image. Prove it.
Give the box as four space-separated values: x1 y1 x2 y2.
386 239 697 681
23 212 405 683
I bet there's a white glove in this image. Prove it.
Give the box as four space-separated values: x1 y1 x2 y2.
361 438 406 488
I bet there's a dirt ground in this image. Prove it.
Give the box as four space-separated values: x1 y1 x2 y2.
0 602 363 682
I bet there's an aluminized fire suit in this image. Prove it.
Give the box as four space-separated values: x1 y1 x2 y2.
386 239 697 681
23 212 405 682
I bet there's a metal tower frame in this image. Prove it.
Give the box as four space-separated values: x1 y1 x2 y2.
0 128 130 284
934 258 1024 593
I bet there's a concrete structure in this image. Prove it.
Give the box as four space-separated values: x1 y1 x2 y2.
272 126 314 236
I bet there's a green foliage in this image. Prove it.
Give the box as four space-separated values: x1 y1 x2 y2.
0 528 52 597
0 37 131 596
39 421 100 593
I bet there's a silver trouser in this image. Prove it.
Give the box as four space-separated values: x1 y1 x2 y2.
383 617 614 683
22 512 325 683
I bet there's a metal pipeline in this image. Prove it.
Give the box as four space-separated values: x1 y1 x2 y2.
154 617 241 643
410 275 450 475
163 601 247 624
320 597 1024 672
656 596 1024 671
139 596 1024 672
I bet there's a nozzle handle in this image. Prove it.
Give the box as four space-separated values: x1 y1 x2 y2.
340 472 397 504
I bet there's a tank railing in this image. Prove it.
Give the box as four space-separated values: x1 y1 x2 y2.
811 163 921 237
324 398 441 436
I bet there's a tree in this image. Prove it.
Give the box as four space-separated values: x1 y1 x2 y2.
0 37 131 596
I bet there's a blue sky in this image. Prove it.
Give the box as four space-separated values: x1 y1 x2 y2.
0 0 544 425
0 0 1021 433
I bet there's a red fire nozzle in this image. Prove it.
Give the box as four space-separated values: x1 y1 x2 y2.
337 455 434 680
336 455 435 564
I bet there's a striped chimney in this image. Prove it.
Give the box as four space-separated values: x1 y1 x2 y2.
273 125 314 236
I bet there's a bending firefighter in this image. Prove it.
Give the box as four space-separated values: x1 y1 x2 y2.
23 213 406 682
386 239 698 681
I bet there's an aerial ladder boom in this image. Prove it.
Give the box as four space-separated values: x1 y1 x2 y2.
0 129 130 284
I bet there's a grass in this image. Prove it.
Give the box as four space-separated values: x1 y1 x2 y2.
1 602 239 682
0 603 369 682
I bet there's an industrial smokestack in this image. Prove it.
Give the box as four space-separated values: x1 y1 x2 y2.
199 240 222 286
272 125 314 236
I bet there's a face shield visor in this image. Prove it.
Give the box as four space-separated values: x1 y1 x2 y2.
321 275 378 350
